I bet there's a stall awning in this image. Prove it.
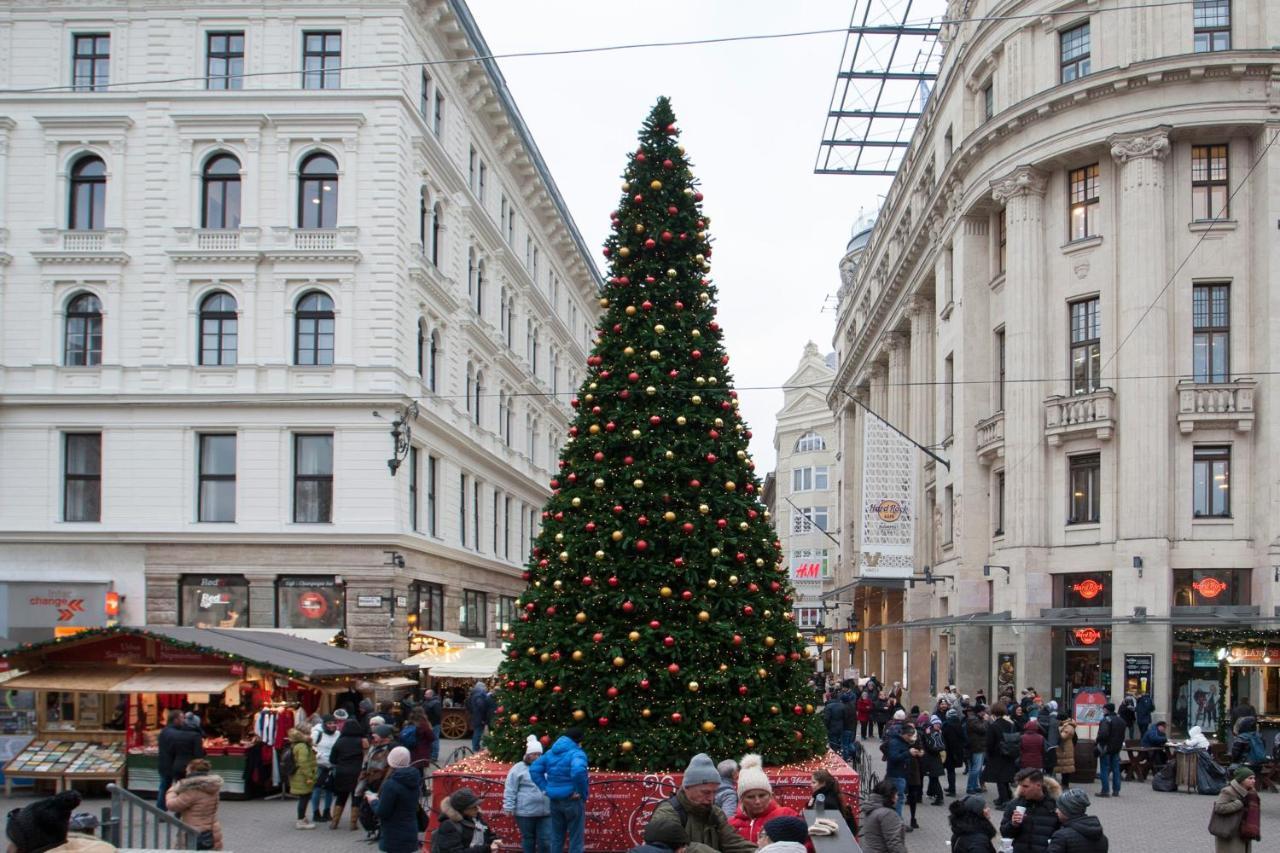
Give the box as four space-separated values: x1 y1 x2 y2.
4 667 136 692
413 630 485 647
375 676 419 689
415 647 505 679
111 668 237 694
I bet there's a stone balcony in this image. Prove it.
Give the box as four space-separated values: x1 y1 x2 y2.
975 411 1005 464
1044 387 1115 445
33 228 129 265
1176 379 1256 434
168 227 263 264
265 226 361 262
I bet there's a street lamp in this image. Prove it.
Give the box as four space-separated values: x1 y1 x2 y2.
843 613 861 647
813 625 828 675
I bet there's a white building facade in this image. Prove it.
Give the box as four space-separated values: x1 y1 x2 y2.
771 343 841 670
0 0 598 655
831 0 1280 727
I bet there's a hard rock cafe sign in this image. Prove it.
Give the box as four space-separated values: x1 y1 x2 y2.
1073 627 1103 646
1071 579 1105 600
1192 577 1227 599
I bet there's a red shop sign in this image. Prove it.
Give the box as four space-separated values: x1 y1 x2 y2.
1072 579 1105 600
1074 627 1103 646
298 592 329 620
1192 577 1228 599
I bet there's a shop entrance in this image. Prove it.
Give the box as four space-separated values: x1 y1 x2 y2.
1066 649 1103 698
1053 626 1112 712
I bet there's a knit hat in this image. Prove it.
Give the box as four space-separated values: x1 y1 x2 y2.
916 713 930 727
564 727 585 743
449 788 479 811
1234 766 1256 783
929 715 942 727
359 698 374 713
373 724 396 740
1058 788 1090 819
643 818 689 847
387 746 411 768
1048 701 1059 712
893 709 906 720
525 735 544 756
682 753 720 788
334 708 350 720
736 754 771 796
762 816 808 844
960 795 987 817
6 790 80 851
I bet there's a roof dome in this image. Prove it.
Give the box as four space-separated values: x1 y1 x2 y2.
846 209 877 254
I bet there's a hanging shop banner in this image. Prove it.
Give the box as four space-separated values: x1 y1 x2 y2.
1124 653 1154 695
997 652 1016 699
858 414 915 579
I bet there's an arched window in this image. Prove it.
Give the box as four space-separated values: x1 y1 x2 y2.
498 391 509 445
549 349 559 395
473 371 484 425
431 203 442 266
795 430 827 452
474 259 485 315
465 363 475 414
298 153 338 229
64 292 103 366
202 153 241 229
416 319 426 377
428 330 440 393
294 291 335 365
499 287 509 339
198 291 238 366
69 155 106 230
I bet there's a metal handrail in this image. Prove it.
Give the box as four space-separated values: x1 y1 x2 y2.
102 783 201 850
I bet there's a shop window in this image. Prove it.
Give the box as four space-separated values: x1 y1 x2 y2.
1053 572 1112 608
1067 453 1100 524
276 576 344 629
179 575 248 627
413 581 443 631
460 589 487 638
1173 569 1249 607
496 595 517 637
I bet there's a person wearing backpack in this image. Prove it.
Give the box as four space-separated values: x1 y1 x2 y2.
401 708 434 767
1093 704 1126 798
983 703 1018 808
1230 716 1267 772
286 727 318 829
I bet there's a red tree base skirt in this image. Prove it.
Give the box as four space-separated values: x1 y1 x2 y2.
427 749 859 853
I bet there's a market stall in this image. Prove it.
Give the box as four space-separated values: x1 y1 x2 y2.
0 626 416 797
404 633 500 739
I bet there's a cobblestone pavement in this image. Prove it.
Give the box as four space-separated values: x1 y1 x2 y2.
3 737 1279 851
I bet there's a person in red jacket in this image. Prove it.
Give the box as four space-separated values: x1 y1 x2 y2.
728 755 799 844
1019 718 1046 773
857 691 874 740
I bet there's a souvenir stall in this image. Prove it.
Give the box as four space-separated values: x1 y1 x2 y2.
0 626 416 797
404 633 499 739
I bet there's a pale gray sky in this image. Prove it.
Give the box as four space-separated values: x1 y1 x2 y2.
467 0 895 473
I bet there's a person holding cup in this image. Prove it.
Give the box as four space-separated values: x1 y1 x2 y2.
998 768 1061 853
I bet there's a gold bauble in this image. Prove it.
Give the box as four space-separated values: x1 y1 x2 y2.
654 325 665 335
612 531 624 541
676 416 687 426
665 450 675 461
599 297 610 308
746 738 756 749
618 247 631 258
737 450 747 460
660 587 673 598
764 636 776 647
708 377 718 385
588 425 600 435
622 182 631 191
683 188 694 197
763 510 772 521
589 382 598 390
584 394 594 403
806 704 815 714
527 647 537 655
595 550 606 560
763 610 772 618
707 579 718 589
555 533 565 543
663 511 677 522
724 481 736 492
691 330 701 339
729 575 739 585
539 654 550 663
710 548 721 558
573 709 586 721
770 705 780 714
759 669 769 679
666 268 678 279
691 395 702 405
631 429 642 439
633 223 645 234
594 477 605 488
621 741 634 752
687 681 699 692
571 497 582 507
698 611 710 622
510 713 520 723
613 656 626 667
695 376 706 386
701 721 716 733
650 180 663 190
695 254 705 263
534 679 545 689
756 558 766 567
624 346 636 356
628 631 641 642
699 504 710 514
646 386 657 395
553 580 564 590
625 305 637 316
633 479 644 489
719 663 728 671
739 522 750 531
559 551 569 562
714 418 724 428
641 708 652 718
572 650 584 661
575 612 587 623
649 350 661 361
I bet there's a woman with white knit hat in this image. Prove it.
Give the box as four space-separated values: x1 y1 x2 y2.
727 755 799 844
503 735 552 853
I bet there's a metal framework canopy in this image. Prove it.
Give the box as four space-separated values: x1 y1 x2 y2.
816 0 943 176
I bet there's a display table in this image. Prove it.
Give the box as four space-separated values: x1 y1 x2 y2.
3 739 124 795
126 751 251 798
429 750 859 853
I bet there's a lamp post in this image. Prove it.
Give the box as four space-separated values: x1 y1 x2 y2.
813 625 828 675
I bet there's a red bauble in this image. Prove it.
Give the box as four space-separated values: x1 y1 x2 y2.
694 192 704 201
675 301 684 310
775 654 787 664
642 300 653 310
673 557 685 567
635 152 647 162
633 195 644 204
622 601 635 613
716 518 727 529
743 606 755 616
681 590 692 601
635 540 648 552
506 681 515 689
545 605 556 615
582 575 593 585
644 238 656 250
793 705 804 716
689 479 701 489
552 685 562 693
606 421 617 432
628 372 640 382
661 231 673 242
612 505 624 515
608 576 619 587
649 620 661 629
593 632 604 643
708 429 720 439
706 454 717 464
619 390 631 400
606 687 619 698
519 681 528 688
668 663 680 674
640 679 651 690
524 602 536 612
742 715 752 724
666 123 678 134
662 159 674 170
691 350 702 359
540 735 551 747
770 581 780 592
663 636 675 647
667 205 678 215
671 712 682 723
736 553 746 562
748 582 759 592
650 416 662 425
570 398 580 408
637 515 649 526
738 686 749 696
681 523 695 534
521 571 531 581
593 452 604 462
529 715 538 724
732 634 743 646
598 717 609 727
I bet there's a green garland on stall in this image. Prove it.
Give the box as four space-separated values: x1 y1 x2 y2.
1173 627 1280 741
0 624 402 682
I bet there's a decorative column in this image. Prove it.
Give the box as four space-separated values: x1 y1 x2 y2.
990 166 1050 548
1109 127 1171 541
886 331 910 431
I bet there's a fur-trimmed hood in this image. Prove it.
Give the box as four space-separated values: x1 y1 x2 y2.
172 772 223 795
1042 775 1063 800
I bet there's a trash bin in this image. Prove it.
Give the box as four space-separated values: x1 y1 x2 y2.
1176 748 1199 793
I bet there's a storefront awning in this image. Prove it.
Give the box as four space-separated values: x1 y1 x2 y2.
4 667 136 692
416 647 505 680
413 630 485 647
110 668 237 694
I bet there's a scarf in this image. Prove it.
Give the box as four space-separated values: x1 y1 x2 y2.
1241 791 1261 841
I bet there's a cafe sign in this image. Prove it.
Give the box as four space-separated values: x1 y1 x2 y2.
1228 647 1280 664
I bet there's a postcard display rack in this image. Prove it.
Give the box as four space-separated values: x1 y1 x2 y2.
3 739 125 794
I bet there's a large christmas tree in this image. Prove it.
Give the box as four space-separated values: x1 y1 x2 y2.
487 98 825 771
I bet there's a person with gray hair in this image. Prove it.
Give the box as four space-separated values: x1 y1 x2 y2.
715 759 739 816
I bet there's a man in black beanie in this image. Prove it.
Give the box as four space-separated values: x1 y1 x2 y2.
6 790 82 852
758 816 809 853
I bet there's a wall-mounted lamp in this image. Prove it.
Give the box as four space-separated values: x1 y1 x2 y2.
983 564 1011 584
1274 565 1279 583
384 401 420 475
383 550 406 569
1133 556 1144 578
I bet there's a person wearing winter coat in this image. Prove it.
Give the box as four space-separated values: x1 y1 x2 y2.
504 736 551 853
965 709 988 795
465 682 492 752
430 785 497 853
399 708 435 767
1057 715 1078 788
5 791 111 853
883 725 913 817
714 759 739 817
1134 694 1154 736
1018 718 1046 772
999 769 1061 853
646 753 756 853
310 714 341 822
727 755 799 844
840 692 858 758
823 697 846 754
529 728 590 853
628 819 689 853
1210 767 1261 853
287 727 319 828
422 689 445 760
983 705 1018 807
368 747 424 853
1117 695 1138 740
921 716 947 805
156 709 205 810
164 759 224 850
903 728 925 831
328 719 368 829
358 725 396 800
756 816 809 853
871 692 894 738
1048 789 1108 853
949 795 998 853
857 780 907 853
857 692 874 739
1230 716 1268 770
942 709 967 797
1093 705 1126 798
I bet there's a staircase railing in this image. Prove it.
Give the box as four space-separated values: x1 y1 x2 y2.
100 783 201 850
